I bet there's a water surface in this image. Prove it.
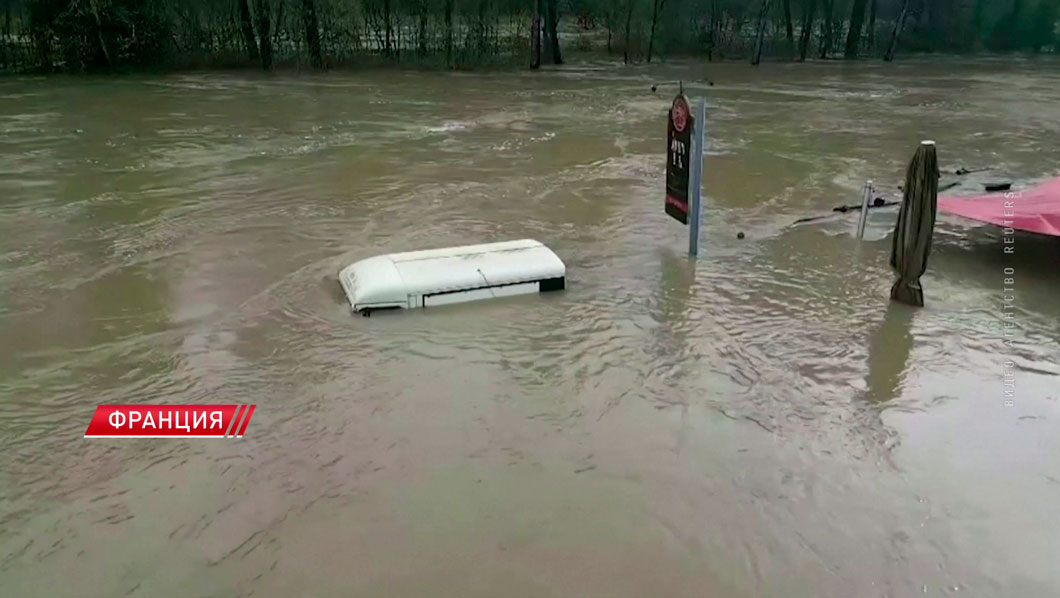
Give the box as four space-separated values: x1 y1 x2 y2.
1 57 1059 597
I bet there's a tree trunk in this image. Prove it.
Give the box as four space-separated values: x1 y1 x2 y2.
475 0 485 54
971 0 984 49
603 5 613 54
531 0 542 68
783 0 794 55
867 0 877 51
883 0 910 61
444 0 453 66
28 1 53 72
818 0 834 58
273 0 284 52
255 0 272 70
302 0 323 68
647 0 666 63
797 0 816 61
544 0 562 64
751 0 772 65
385 0 394 56
418 0 427 55
843 0 867 58
367 10 383 52
395 6 402 56
87 0 111 67
3 0 12 70
238 0 260 63
709 0 719 61
383 0 392 56
542 0 554 63
623 0 633 64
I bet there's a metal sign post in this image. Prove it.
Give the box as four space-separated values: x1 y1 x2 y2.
688 98 706 257
855 180 874 240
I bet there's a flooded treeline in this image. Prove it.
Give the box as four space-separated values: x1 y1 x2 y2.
0 0 1056 72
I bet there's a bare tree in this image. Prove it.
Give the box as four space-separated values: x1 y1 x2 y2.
2 0 10 70
237 0 260 63
623 0 634 64
417 0 428 56
647 0 667 63
797 0 816 61
274 0 285 50
844 0 868 58
604 2 616 54
531 0 542 68
818 0 834 58
884 0 911 61
867 0 877 51
255 0 273 69
87 0 112 66
444 0 453 65
783 0 794 56
543 0 562 64
9 0 1039 73
751 0 772 65
383 0 392 56
302 0 324 68
708 0 719 61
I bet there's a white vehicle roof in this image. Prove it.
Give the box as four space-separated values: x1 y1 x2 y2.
338 239 565 313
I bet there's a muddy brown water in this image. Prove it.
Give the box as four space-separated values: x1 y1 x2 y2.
1 57 1059 597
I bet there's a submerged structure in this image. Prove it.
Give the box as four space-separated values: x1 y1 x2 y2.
338 239 566 315
939 176 1060 237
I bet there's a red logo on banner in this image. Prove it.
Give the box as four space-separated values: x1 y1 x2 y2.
671 97 689 133
84 405 256 438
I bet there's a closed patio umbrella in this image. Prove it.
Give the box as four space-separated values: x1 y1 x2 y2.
889 141 939 307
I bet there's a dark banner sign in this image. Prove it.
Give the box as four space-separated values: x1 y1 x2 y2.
665 94 693 225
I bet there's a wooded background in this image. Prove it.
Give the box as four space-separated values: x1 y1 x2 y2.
0 0 1056 72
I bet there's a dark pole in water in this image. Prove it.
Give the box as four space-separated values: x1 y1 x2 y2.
689 98 706 257
855 180 874 239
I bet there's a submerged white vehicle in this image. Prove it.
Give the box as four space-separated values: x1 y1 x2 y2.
338 239 566 315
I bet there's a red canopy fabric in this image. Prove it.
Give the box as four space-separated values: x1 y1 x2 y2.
938 176 1060 236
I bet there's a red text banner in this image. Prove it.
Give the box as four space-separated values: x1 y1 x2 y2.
84 405 255 438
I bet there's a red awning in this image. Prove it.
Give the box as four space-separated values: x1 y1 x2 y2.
939 176 1060 237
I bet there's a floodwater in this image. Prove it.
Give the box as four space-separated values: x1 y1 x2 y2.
1 57 1058 597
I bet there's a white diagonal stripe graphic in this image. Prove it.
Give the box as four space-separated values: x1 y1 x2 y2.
230 404 249 439
223 405 244 438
